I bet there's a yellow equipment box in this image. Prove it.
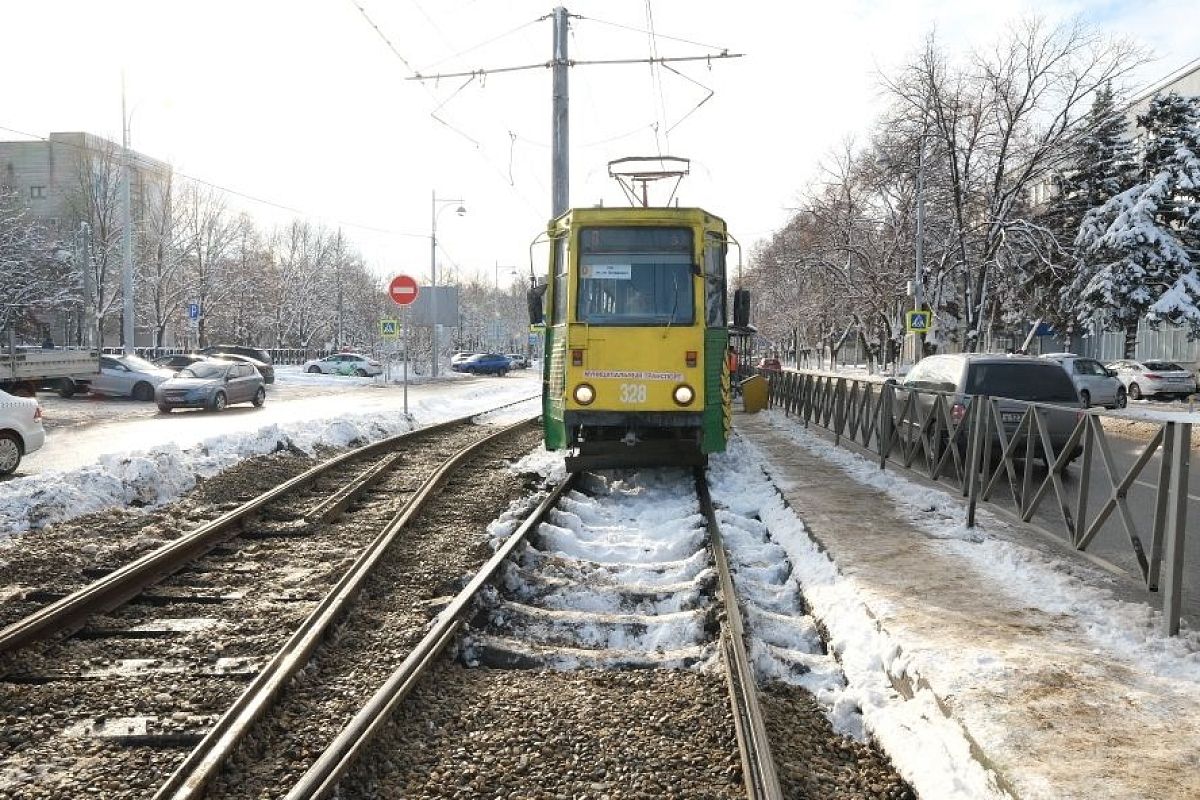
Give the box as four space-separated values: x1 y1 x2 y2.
740 374 768 413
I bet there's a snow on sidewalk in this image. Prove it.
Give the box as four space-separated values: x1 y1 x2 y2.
734 410 1200 800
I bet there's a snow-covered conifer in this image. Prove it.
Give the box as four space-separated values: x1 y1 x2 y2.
1074 92 1200 353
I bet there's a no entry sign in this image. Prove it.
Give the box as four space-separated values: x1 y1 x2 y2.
388 275 419 306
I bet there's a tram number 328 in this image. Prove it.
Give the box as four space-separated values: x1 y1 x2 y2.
619 383 648 404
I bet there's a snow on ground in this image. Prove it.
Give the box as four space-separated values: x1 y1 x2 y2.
0 378 540 540
709 442 1009 800
724 410 1200 797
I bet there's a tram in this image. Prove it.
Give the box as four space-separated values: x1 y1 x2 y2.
529 158 747 472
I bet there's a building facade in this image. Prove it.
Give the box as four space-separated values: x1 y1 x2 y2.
0 132 173 347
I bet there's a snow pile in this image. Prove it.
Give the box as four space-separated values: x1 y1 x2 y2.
708 440 1010 799
0 389 541 540
0 413 413 536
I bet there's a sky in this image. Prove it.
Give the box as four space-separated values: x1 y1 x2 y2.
2 0 1197 290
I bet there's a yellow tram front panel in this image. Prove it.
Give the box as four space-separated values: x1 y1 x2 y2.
562 324 705 413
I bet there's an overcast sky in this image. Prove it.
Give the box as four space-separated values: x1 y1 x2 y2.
3 0 1196 290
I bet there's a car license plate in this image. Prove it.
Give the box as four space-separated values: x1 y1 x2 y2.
1001 412 1024 425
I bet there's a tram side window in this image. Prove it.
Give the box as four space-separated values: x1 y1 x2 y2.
552 236 568 324
704 233 726 327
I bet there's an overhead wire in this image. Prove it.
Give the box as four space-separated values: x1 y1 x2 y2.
0 124 429 239
644 1 669 156
349 0 543 217
573 14 731 53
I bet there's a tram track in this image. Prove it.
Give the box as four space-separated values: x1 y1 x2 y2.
0 402 542 800
265 466 901 800
1 429 914 799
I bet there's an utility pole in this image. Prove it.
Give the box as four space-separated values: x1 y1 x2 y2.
121 76 135 354
551 6 569 217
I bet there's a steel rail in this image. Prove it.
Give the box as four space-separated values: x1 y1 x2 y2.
282 473 576 800
0 396 539 656
695 470 784 800
154 415 542 800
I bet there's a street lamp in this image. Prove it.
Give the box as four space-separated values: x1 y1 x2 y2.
430 191 465 377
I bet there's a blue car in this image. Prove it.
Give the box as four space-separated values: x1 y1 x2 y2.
451 353 511 376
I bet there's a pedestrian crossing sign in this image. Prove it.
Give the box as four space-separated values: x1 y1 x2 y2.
380 319 400 339
906 310 931 333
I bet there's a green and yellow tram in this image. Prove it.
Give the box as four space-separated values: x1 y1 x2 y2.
531 205 739 471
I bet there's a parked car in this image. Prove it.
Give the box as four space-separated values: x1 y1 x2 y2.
200 345 273 365
152 353 206 372
1105 359 1198 401
1040 353 1126 409
155 360 266 412
505 353 530 369
757 355 782 371
898 354 1082 462
452 353 511 376
90 355 176 400
302 352 383 377
0 389 45 475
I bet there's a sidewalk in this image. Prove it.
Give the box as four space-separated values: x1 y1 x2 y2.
736 410 1200 800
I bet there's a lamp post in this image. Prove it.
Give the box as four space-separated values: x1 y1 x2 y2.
430 191 465 377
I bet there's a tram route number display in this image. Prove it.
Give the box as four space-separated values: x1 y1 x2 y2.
619 383 648 404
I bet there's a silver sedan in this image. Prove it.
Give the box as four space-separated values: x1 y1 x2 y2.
155 360 266 412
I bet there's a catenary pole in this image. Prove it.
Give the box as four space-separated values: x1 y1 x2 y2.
551 6 569 218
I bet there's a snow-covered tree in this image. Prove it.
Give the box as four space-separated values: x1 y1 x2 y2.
1019 84 1138 331
1075 92 1200 354
0 186 78 338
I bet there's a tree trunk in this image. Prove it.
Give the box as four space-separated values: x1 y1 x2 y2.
1123 322 1137 360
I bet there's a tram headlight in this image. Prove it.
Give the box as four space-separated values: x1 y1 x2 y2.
673 384 695 406
573 383 596 405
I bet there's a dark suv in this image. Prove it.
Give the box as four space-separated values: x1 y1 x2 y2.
200 346 275 384
899 354 1082 461
201 345 272 364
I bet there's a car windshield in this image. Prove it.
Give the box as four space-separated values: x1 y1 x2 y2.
179 363 228 379
1144 361 1184 371
966 363 1078 402
121 355 159 372
576 226 694 326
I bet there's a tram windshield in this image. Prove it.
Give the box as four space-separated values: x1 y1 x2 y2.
576 226 694 325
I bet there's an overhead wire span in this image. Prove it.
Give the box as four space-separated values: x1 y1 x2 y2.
0 124 429 239
347 0 420 74
418 16 545 72
573 14 731 54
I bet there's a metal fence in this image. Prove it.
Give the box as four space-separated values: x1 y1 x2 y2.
100 347 336 365
765 369 1195 635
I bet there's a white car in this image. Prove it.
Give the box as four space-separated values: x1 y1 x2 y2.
0 389 45 475
1106 359 1198 401
91 355 176 401
302 353 383 377
1041 353 1126 409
